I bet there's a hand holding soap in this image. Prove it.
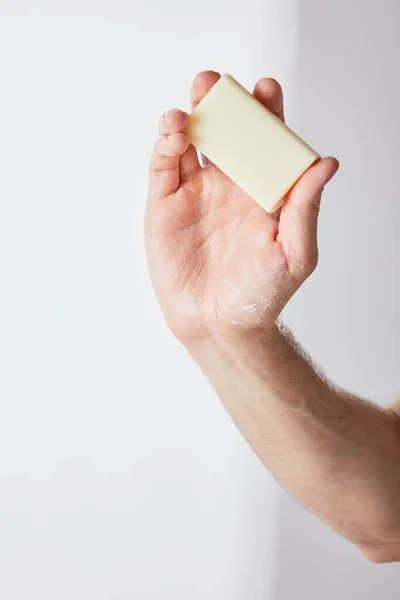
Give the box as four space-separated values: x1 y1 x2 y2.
185 74 320 213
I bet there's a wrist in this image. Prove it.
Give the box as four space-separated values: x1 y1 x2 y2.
184 321 282 369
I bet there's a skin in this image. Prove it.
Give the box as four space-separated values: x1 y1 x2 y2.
145 71 400 563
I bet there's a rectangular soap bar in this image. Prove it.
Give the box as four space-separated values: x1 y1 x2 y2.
185 74 320 213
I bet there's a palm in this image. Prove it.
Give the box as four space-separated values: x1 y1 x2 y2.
147 166 290 334
145 71 338 341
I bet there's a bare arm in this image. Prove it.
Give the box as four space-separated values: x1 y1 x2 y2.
145 70 400 563
187 322 400 562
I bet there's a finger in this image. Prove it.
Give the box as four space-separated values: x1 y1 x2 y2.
190 71 221 169
253 78 285 122
148 132 190 200
180 143 202 181
278 157 340 276
190 70 221 109
150 109 200 199
160 108 201 180
159 108 189 136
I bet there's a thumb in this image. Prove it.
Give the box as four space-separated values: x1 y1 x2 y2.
278 156 339 277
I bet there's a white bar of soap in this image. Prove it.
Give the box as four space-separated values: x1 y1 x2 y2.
185 74 320 213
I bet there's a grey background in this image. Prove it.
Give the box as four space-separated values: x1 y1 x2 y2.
0 0 399 597
275 0 400 597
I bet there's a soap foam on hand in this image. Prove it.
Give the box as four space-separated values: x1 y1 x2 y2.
184 74 320 213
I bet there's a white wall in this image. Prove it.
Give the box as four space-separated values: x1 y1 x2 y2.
0 0 399 598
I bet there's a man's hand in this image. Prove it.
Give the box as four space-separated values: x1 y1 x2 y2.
145 71 400 563
145 71 339 342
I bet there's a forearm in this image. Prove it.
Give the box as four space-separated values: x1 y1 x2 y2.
187 322 400 562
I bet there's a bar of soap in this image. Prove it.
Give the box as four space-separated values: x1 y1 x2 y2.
185 74 320 213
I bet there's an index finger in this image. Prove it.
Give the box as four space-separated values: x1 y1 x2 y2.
190 70 221 109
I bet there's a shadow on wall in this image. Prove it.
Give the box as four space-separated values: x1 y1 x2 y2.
271 0 400 598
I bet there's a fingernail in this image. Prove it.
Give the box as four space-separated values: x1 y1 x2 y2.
199 153 209 168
